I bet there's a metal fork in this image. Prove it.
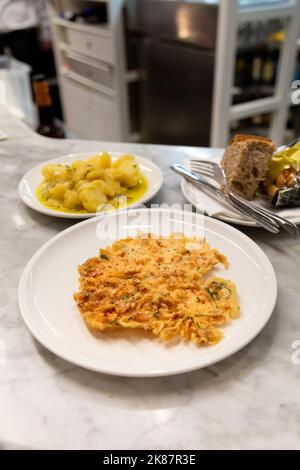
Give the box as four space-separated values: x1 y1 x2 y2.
190 159 299 239
172 164 280 233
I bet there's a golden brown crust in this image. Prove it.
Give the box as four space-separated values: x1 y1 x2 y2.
229 134 276 152
74 235 240 347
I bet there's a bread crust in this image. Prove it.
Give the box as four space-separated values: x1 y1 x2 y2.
229 134 276 151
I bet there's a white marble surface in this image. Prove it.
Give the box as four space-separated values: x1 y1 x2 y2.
1 109 300 450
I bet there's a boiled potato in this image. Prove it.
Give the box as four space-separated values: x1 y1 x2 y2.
71 160 90 182
75 179 90 189
87 152 111 169
86 169 106 181
104 168 123 182
64 189 81 210
48 183 68 201
112 155 134 169
112 155 140 187
98 179 123 198
38 181 50 198
42 164 71 182
79 182 107 212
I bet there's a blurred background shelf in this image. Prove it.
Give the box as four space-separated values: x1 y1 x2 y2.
53 17 112 35
47 0 300 146
212 0 300 146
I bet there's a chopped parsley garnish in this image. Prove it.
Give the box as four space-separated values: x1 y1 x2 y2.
213 282 232 297
100 253 109 260
205 287 218 302
205 282 232 301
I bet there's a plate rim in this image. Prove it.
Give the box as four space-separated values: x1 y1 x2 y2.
181 179 300 226
18 208 277 377
18 151 163 219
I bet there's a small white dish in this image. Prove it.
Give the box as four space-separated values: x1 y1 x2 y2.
18 208 277 377
18 152 163 219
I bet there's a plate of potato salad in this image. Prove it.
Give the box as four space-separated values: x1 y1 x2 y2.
19 152 163 218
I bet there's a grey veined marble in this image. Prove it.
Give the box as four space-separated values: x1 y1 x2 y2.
1 108 300 450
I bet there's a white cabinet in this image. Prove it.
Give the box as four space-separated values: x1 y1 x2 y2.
66 27 114 63
49 1 135 142
65 50 115 90
61 75 119 140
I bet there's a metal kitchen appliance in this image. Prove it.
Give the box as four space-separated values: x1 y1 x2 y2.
126 0 218 146
126 0 297 146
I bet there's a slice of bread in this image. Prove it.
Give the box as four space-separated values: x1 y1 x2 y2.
221 134 276 200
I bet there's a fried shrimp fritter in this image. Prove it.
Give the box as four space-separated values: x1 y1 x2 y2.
74 234 240 346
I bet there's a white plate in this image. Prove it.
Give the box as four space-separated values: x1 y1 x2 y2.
18 208 277 377
18 152 163 219
181 155 300 226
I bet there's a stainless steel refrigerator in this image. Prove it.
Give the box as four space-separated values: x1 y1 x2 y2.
126 0 218 146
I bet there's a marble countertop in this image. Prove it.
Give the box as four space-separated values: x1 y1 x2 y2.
1 109 300 450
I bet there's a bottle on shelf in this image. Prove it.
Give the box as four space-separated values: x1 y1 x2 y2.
261 48 276 85
252 54 262 84
33 74 65 139
235 53 252 88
